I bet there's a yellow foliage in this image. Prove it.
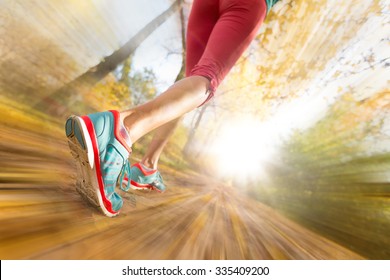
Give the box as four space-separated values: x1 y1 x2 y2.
83 73 131 111
215 0 385 119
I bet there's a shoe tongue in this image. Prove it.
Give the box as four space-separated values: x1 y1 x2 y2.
119 123 132 149
109 110 132 153
140 163 155 172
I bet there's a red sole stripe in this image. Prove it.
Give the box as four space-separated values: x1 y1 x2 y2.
81 116 118 215
131 180 161 193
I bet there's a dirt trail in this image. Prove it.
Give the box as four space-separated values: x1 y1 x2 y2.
0 100 363 259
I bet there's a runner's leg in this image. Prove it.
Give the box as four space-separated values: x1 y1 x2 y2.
133 0 220 169
121 0 267 146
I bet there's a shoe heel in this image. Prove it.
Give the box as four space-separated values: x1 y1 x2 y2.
65 118 73 137
66 116 100 207
65 116 85 150
65 116 119 217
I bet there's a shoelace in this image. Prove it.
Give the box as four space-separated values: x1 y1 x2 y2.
119 159 131 191
151 172 165 190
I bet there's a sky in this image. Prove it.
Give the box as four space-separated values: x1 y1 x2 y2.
91 0 183 91
130 1 183 92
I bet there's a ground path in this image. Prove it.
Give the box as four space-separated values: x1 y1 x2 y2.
0 98 363 259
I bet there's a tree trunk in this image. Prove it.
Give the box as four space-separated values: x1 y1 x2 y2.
183 103 209 158
85 0 181 83
174 0 186 82
36 0 182 116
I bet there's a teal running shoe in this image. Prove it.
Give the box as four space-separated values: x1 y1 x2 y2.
65 110 132 217
122 163 166 193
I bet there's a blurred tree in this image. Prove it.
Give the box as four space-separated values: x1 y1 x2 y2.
129 68 157 106
35 0 182 116
83 73 131 111
252 90 390 259
119 55 133 87
117 54 157 106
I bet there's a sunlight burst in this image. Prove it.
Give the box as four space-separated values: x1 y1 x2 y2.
210 118 279 181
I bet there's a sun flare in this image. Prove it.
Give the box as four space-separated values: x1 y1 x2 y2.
209 118 279 181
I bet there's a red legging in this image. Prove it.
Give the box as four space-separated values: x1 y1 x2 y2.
186 0 267 101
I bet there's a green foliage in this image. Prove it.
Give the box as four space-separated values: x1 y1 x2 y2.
160 124 190 171
133 123 190 172
250 92 390 259
84 56 158 111
116 56 158 106
129 68 157 106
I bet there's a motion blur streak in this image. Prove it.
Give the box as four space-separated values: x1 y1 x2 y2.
0 97 362 260
1 0 389 260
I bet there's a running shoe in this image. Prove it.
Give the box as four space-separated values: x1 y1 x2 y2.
122 162 166 193
65 110 132 217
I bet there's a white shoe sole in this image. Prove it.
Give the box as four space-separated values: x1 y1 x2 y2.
65 115 119 217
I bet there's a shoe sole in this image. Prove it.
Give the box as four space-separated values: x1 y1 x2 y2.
65 115 119 217
130 180 163 193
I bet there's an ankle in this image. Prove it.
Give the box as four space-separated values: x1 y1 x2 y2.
119 111 132 133
141 159 158 170
116 112 132 148
119 111 138 145
120 110 145 144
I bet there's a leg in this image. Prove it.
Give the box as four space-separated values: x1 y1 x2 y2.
121 0 267 144
137 0 220 170
141 117 181 169
66 0 268 216
121 75 210 143
121 77 209 192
